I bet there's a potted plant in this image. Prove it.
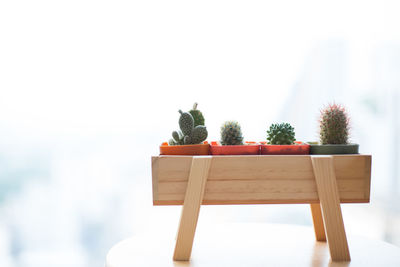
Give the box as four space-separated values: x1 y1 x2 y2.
309 104 359 154
260 123 310 155
210 121 259 155
160 105 209 155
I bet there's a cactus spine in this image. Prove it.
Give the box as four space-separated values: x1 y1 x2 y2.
319 104 349 144
220 121 244 145
267 123 296 145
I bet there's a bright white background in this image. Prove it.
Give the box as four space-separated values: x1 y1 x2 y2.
0 1 400 266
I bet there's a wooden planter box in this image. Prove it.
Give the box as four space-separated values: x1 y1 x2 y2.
151 155 372 262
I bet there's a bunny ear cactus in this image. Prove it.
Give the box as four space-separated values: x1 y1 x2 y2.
189 103 205 127
319 104 349 144
220 121 244 145
170 108 208 145
267 123 296 145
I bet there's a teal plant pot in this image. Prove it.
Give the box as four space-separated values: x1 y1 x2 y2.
309 143 359 155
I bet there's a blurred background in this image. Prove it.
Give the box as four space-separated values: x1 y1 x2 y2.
0 0 400 266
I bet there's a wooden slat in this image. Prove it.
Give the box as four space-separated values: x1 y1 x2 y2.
158 179 364 194
208 156 313 181
364 155 372 200
151 157 159 203
155 194 367 205
152 155 371 205
173 157 211 261
312 156 350 261
310 203 327 241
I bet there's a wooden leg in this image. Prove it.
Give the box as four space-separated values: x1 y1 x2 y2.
173 156 212 261
310 203 326 241
311 156 350 262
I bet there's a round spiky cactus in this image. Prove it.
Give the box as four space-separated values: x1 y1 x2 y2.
267 123 296 145
220 121 244 145
189 103 205 127
319 104 349 144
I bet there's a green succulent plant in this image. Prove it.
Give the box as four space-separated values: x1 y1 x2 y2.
189 103 205 127
220 121 244 145
267 123 296 145
319 104 349 144
170 109 208 145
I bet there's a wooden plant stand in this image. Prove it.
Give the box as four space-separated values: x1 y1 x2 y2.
151 155 372 262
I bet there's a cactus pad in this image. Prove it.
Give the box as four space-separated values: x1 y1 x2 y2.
191 125 208 144
178 110 194 136
189 103 205 127
184 135 192 145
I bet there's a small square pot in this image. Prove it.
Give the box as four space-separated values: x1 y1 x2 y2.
159 142 210 155
210 141 260 155
309 143 359 155
260 141 310 155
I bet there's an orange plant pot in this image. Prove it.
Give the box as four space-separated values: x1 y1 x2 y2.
210 141 260 155
260 141 310 155
159 142 210 155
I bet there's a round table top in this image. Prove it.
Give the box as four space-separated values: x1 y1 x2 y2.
106 223 400 267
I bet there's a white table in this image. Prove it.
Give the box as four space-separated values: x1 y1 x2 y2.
106 223 400 267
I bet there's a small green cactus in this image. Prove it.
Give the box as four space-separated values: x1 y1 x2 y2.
267 123 296 145
189 103 205 127
319 104 349 144
220 121 244 145
178 110 194 136
170 108 208 145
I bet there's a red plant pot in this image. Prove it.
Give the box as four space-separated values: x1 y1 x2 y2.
159 142 210 155
260 141 310 155
210 141 260 155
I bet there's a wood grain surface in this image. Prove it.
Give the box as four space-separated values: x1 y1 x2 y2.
173 157 211 261
312 156 350 261
152 155 371 205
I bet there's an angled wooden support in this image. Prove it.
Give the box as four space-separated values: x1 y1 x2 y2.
311 156 350 261
173 156 212 261
310 203 326 241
